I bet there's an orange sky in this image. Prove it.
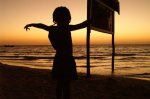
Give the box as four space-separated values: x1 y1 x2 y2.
0 0 150 45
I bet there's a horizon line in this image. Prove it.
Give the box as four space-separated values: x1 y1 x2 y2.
1 43 150 46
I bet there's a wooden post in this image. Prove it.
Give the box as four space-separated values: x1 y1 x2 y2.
112 12 115 73
112 33 115 73
86 0 91 78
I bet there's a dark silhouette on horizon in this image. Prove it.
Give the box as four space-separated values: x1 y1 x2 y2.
24 6 89 99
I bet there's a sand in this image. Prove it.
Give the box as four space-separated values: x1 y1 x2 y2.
0 62 150 99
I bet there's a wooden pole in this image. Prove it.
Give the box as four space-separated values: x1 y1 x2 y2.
86 0 91 78
112 12 115 73
112 33 115 73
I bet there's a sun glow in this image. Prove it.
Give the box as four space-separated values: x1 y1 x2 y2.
0 0 150 45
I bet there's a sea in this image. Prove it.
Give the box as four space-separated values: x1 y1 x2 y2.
0 44 150 80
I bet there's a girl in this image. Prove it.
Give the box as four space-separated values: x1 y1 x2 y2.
24 6 89 99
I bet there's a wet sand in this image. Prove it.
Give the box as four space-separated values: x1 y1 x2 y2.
0 62 150 99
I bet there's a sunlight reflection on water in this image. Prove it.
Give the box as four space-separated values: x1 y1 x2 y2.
0 45 150 80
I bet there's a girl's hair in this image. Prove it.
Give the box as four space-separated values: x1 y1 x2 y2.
53 6 71 24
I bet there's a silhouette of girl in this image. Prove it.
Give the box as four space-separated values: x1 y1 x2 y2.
24 6 89 99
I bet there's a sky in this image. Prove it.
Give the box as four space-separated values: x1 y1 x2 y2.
0 0 150 45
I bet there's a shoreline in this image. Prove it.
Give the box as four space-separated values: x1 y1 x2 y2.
1 61 150 81
0 63 150 99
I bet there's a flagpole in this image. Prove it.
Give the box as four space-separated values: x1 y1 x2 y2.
87 0 91 78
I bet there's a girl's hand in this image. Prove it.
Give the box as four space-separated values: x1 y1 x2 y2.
24 24 31 31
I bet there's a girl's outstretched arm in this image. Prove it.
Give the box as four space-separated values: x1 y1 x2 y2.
24 23 49 31
69 20 91 31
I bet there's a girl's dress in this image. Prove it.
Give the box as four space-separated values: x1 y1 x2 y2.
48 26 77 80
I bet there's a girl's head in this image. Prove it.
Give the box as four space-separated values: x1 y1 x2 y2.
53 6 71 25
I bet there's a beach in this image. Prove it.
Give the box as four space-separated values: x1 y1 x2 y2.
0 62 150 99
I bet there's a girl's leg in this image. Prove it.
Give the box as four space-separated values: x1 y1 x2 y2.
56 80 63 99
63 79 71 99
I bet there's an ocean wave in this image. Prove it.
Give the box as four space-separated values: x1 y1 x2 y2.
115 53 136 56
0 56 20 58
0 56 52 60
136 66 150 68
23 56 52 60
133 73 150 76
77 65 99 68
128 73 150 79
119 56 149 60
75 56 106 59
116 66 135 69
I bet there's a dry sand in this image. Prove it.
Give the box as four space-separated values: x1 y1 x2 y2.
0 62 150 99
